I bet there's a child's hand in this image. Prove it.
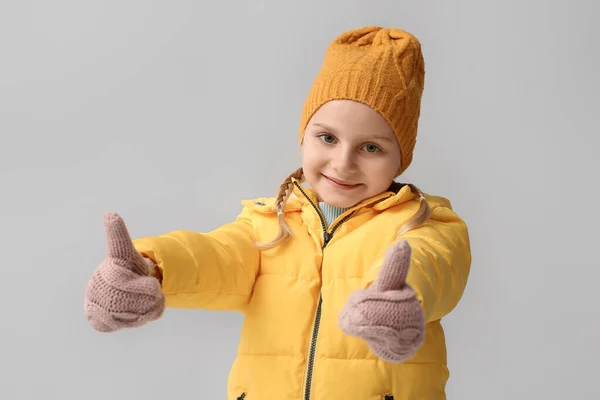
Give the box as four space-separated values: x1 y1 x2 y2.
84 212 165 332
338 240 425 363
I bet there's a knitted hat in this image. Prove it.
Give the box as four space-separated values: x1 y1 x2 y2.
299 26 425 174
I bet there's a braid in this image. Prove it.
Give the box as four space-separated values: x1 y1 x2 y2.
275 167 304 214
255 167 304 250
396 183 431 236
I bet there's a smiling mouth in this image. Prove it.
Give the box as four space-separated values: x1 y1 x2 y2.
323 174 360 188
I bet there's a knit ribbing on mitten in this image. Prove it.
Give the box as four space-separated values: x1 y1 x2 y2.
84 261 165 332
339 288 425 362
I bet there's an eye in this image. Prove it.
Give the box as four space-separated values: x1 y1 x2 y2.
363 143 381 153
317 134 336 144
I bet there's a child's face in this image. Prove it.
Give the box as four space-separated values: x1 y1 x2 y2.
301 100 402 208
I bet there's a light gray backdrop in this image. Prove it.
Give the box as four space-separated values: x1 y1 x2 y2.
1 1 598 399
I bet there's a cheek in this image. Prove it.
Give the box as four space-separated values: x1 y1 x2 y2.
364 159 398 185
301 155 321 189
301 144 324 170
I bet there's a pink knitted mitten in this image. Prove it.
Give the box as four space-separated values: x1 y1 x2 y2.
84 212 165 332
338 240 425 363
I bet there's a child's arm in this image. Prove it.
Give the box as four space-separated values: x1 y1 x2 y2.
365 201 471 323
338 201 471 362
132 205 260 313
397 203 471 322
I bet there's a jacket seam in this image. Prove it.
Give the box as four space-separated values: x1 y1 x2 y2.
257 272 318 285
236 353 302 358
162 290 250 296
160 234 202 272
320 356 445 365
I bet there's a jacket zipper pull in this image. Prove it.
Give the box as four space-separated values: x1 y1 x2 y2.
323 232 332 247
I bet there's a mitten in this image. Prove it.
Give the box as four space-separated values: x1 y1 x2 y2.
84 212 165 332
338 240 425 363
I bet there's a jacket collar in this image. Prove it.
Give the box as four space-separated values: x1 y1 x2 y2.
290 177 417 213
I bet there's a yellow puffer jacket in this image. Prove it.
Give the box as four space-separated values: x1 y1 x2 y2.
133 178 471 400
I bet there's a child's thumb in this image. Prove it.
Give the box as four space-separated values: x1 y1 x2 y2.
103 212 137 260
373 240 412 292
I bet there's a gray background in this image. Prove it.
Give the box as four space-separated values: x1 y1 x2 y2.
1 0 598 399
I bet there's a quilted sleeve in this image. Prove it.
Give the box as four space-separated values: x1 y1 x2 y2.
132 205 260 314
364 202 472 322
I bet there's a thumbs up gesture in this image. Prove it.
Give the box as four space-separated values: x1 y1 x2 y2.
338 240 425 363
84 212 165 332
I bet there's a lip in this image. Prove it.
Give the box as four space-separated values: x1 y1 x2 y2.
323 174 360 189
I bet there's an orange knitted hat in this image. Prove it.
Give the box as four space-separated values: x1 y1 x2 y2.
299 26 425 174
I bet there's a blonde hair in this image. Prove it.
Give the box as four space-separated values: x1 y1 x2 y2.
254 167 305 251
254 168 431 251
396 183 431 236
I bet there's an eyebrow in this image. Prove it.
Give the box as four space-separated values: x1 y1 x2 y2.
312 122 394 142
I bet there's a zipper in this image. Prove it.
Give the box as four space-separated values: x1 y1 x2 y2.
294 182 356 400
292 182 356 242
236 393 246 400
384 396 394 400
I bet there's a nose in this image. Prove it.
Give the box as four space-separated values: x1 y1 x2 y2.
331 146 357 174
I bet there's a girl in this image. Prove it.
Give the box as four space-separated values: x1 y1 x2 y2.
85 26 471 400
